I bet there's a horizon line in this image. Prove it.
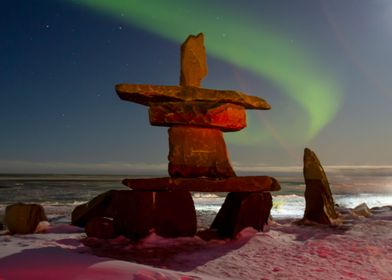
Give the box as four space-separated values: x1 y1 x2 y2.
2 159 392 174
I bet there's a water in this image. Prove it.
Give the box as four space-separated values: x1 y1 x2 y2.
1 168 392 222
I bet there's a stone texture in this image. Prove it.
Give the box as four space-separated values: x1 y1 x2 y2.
122 176 281 192
111 190 196 240
210 192 273 238
85 216 116 239
168 126 235 178
116 84 271 110
303 148 339 224
180 33 207 87
4 203 48 234
71 190 115 227
149 102 246 132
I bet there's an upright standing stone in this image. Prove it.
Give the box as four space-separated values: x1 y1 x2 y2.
180 33 208 87
303 148 339 224
112 191 155 240
154 190 197 238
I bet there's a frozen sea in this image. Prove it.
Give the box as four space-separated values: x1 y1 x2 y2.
1 167 392 225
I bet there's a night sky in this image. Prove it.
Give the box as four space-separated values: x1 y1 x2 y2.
1 0 392 174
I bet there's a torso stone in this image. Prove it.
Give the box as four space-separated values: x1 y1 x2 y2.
168 126 235 178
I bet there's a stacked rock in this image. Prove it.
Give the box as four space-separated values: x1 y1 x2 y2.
115 33 280 239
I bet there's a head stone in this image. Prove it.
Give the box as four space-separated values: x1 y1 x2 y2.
180 33 208 87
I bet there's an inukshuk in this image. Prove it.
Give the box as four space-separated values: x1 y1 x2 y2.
116 33 280 239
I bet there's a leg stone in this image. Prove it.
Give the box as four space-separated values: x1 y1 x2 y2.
210 192 272 238
154 190 197 238
112 191 155 240
111 190 196 239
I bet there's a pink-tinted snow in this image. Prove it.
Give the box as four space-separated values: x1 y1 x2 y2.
0 206 391 280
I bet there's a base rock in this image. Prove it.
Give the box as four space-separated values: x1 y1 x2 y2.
352 203 372 218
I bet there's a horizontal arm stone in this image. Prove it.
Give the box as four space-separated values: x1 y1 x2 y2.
122 176 281 192
116 84 271 110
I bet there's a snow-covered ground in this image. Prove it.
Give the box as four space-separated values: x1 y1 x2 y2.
1 205 391 280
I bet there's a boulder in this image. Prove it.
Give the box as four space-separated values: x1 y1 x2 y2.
85 216 116 239
210 192 273 238
303 148 339 224
168 126 235 178
111 190 197 239
4 203 48 234
71 190 115 227
352 203 372 218
180 33 208 87
149 102 246 131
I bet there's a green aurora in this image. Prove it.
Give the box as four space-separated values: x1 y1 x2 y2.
73 0 342 146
